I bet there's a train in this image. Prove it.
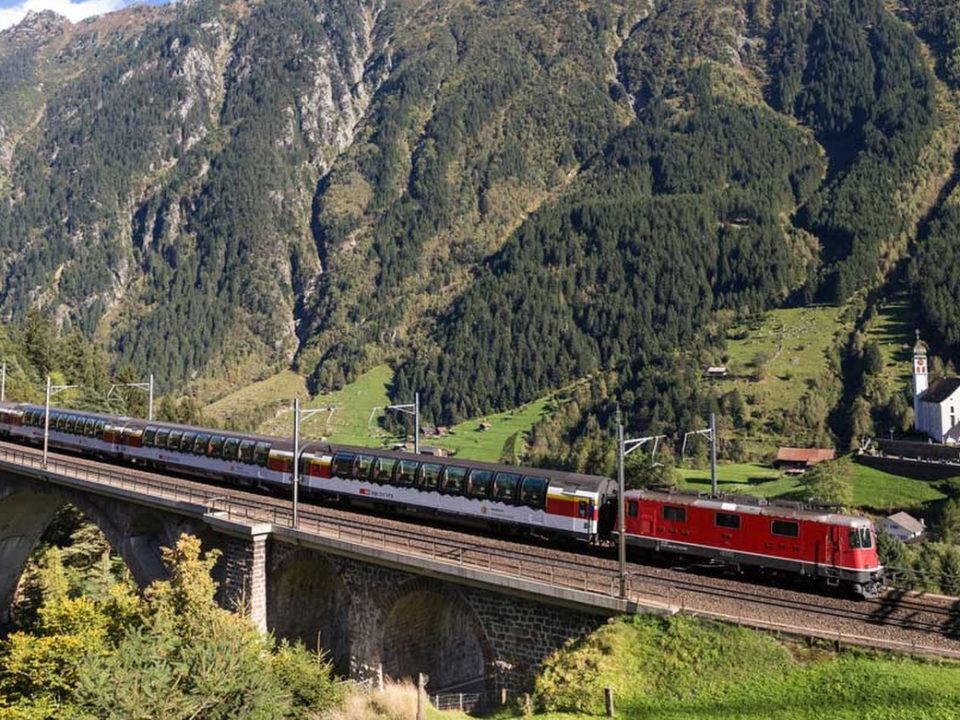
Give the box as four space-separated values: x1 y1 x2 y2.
0 401 885 598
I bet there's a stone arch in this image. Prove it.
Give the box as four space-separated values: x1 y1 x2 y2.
0 473 200 627
267 548 351 674
379 579 494 695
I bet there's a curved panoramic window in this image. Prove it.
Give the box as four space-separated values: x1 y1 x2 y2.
223 438 240 462
492 472 521 503
208 435 225 458
353 454 375 481
394 459 420 486
468 470 494 499
167 431 183 451
418 463 443 491
254 442 271 467
441 466 468 495
519 476 549 509
239 440 256 464
155 429 170 448
371 457 396 484
180 432 197 453
143 427 158 447
331 452 355 477
194 433 211 455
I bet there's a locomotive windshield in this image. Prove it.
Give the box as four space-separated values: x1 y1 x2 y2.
848 527 873 549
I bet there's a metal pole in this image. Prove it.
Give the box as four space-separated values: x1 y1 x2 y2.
617 409 626 599
414 391 420 454
710 412 717 496
292 397 300 528
43 376 51 468
148 373 154 421
1 362 6 402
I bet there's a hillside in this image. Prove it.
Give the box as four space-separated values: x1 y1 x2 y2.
2 0 960 457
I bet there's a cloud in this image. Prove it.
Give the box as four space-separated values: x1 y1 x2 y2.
0 0 130 32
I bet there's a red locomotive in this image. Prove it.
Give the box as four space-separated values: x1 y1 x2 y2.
620 489 884 598
0 401 884 597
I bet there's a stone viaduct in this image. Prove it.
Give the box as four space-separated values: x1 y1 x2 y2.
0 448 666 695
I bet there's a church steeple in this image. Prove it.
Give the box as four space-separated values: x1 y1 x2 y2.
914 329 929 419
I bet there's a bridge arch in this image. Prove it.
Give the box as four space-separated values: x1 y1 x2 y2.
0 474 199 627
379 579 494 695
267 548 351 673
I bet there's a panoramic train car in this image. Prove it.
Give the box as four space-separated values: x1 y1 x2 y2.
0 402 617 542
620 489 884 597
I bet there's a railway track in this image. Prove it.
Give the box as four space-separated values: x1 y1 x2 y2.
3 439 960 657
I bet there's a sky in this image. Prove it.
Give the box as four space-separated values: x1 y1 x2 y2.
0 0 170 31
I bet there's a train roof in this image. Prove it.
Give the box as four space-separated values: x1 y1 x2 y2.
624 487 872 528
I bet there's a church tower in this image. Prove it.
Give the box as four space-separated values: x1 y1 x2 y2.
914 330 928 419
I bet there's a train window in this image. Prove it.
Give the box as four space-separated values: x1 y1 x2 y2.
208 435 225 458
519 476 549 509
55 413 67 431
332 452 355 477
223 438 240 461
239 440 256 464
628 500 639 518
395 459 420 486
353 454 375 481
772 520 799 538
441 466 468 495
180 432 197 453
493 472 521 503
860 527 873 549
194 433 211 455
65 415 78 433
663 506 686 523
143 427 157 447
155 429 170 448
85 418 97 436
418 463 443 491
254 442 271 467
96 421 105 436
371 457 396 484
468 470 494 499
848 529 862 549
716 512 740 529
167 430 183 450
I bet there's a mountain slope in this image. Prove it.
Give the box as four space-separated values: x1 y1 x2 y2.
1 0 959 452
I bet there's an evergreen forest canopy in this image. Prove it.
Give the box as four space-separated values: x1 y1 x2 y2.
0 0 957 455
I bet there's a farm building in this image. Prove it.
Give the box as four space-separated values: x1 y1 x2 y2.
880 512 926 544
913 334 960 444
773 447 835 473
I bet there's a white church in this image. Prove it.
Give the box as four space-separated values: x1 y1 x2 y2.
913 333 960 444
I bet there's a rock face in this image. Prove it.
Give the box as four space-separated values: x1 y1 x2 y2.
0 0 394 390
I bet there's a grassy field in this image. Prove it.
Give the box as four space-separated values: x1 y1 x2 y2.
204 370 308 425
259 364 394 447
863 288 919 398
478 614 960 720
678 461 946 509
721 305 848 409
428 395 556 462
249 364 556 462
